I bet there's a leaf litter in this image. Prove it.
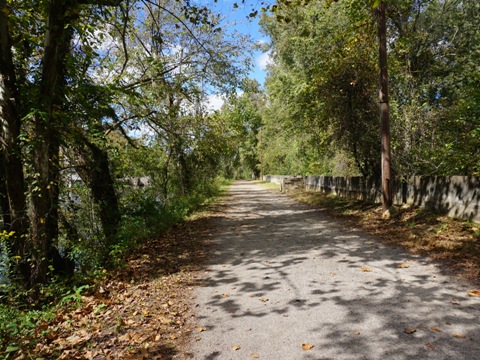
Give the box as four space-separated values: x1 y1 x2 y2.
23 210 217 359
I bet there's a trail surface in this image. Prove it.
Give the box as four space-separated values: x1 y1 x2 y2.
187 181 479 360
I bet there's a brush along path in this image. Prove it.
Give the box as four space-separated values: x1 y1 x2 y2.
26 214 216 359
185 181 479 360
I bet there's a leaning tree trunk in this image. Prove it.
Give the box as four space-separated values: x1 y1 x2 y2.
84 143 121 261
74 137 121 263
171 140 191 196
376 2 393 212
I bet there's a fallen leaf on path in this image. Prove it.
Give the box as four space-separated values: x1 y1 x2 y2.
196 327 207 332
360 267 372 272
404 328 417 334
119 332 132 342
425 343 435 350
397 263 410 268
467 290 480 296
160 317 172 325
231 345 240 351
353 330 361 335
302 343 314 350
453 333 466 339
431 327 442 332
259 297 269 302
62 335 82 346
249 354 259 358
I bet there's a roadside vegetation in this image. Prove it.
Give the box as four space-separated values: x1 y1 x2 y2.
0 179 228 358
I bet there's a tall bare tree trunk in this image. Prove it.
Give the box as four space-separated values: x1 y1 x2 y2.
376 2 392 212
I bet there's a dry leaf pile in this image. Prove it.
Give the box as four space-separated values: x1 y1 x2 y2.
21 214 216 360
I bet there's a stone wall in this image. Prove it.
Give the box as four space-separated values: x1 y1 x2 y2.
262 175 305 192
264 175 480 223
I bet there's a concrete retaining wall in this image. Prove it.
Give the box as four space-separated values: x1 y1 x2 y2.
281 177 305 193
264 175 480 223
406 176 480 222
263 175 298 186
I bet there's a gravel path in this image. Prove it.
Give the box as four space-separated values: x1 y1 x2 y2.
187 181 479 360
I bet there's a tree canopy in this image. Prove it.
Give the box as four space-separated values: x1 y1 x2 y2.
254 0 480 178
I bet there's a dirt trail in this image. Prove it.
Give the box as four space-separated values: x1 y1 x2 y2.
184 181 479 360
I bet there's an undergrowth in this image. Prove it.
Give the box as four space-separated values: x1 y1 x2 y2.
0 177 230 358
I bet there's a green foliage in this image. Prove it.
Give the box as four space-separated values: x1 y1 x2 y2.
0 280 92 356
218 80 265 179
0 305 40 358
260 0 379 177
110 176 225 263
260 0 480 177
58 285 89 306
387 0 480 175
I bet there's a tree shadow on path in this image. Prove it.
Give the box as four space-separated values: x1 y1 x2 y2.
189 181 480 360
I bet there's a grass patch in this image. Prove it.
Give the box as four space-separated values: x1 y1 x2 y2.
292 191 480 285
253 180 281 191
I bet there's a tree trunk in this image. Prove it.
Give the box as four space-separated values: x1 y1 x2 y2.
0 0 30 285
376 2 393 212
75 137 121 262
174 142 190 196
0 158 10 229
29 0 73 294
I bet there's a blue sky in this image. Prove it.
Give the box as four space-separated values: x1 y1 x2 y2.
198 0 272 86
197 1 274 111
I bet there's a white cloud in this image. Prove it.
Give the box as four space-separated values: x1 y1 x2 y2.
129 122 155 139
205 94 225 112
257 50 273 71
255 39 268 47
